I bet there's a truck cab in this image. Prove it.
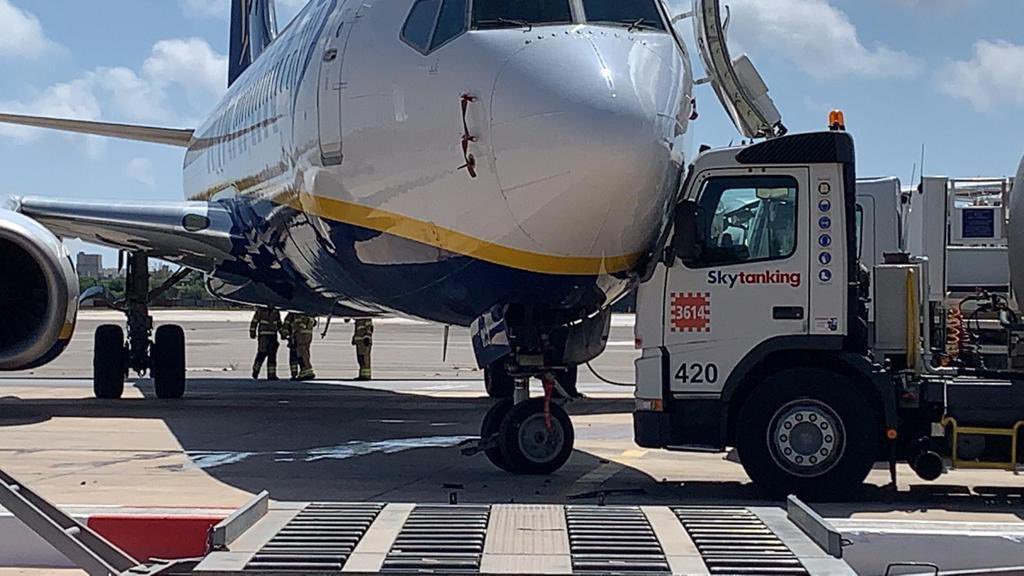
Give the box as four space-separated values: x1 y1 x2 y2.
634 132 883 496
634 130 1024 498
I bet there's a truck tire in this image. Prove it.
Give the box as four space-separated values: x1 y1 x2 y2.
481 399 514 471
152 325 186 399
484 363 515 398
93 324 126 399
499 398 574 475
736 368 877 500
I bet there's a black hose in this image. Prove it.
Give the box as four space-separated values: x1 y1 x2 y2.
585 361 635 387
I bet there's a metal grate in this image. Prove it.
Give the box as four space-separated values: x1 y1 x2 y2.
244 502 384 573
674 506 809 575
565 506 670 575
382 504 491 574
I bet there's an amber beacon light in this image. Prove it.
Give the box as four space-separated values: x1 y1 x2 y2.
828 109 846 131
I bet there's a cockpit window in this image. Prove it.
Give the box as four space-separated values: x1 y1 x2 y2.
472 0 572 29
581 0 666 31
402 0 441 52
402 0 468 54
432 0 468 49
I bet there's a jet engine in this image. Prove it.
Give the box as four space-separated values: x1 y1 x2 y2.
0 209 79 370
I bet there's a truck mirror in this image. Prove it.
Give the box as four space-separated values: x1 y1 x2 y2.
671 200 700 263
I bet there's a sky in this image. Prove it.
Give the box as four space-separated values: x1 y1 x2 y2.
0 0 1022 266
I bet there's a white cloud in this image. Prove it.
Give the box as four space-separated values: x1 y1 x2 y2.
124 158 157 189
940 40 1024 111
0 0 60 58
0 38 226 154
727 0 922 79
144 38 229 104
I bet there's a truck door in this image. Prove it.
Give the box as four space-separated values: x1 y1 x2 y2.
317 2 354 166
664 167 811 396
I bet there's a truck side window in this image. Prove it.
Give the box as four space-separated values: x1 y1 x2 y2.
690 175 798 267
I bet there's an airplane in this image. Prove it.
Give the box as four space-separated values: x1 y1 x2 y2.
0 0 782 474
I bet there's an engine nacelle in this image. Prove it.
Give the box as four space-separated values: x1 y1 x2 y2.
0 209 79 370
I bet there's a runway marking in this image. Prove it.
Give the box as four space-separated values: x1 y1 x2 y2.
185 436 474 469
830 519 1024 540
413 383 472 391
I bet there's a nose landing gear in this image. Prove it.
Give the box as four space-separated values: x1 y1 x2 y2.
472 372 576 475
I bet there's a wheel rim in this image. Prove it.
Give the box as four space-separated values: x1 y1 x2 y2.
767 399 845 477
516 413 565 464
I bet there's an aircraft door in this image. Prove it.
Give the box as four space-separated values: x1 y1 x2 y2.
317 3 354 166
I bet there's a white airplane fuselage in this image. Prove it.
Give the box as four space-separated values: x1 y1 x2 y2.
183 0 693 326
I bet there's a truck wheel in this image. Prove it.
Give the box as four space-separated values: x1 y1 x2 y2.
481 399 514 471
152 325 186 399
484 363 515 398
736 368 877 500
499 398 574 475
93 324 126 399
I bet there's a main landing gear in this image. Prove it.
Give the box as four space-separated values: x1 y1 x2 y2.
92 253 189 400
472 372 575 475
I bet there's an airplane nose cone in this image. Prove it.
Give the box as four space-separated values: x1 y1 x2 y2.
490 30 686 271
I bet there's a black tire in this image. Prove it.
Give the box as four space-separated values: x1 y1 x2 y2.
736 368 878 501
152 325 186 399
481 399 514 471
93 324 126 399
499 398 574 475
484 362 515 398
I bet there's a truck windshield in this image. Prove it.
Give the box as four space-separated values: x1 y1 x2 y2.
472 0 572 29
582 0 666 31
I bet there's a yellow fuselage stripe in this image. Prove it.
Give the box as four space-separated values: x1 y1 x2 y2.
279 192 641 276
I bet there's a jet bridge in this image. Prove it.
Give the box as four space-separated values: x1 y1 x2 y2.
0 468 855 576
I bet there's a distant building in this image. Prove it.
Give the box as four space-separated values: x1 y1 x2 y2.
76 252 102 278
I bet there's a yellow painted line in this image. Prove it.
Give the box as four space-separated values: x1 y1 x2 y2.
277 192 642 276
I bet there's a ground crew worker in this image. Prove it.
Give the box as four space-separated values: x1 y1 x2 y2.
249 307 281 380
281 312 317 381
353 318 373 380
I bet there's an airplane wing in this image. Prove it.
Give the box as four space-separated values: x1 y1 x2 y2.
9 196 240 273
0 113 233 270
0 113 193 147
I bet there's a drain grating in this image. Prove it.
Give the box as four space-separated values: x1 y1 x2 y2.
245 502 384 572
674 506 808 575
565 506 670 575
382 504 491 574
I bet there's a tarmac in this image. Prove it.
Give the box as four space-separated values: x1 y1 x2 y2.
1 310 1023 575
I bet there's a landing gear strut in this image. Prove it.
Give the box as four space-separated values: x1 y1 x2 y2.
92 253 190 400
473 372 576 475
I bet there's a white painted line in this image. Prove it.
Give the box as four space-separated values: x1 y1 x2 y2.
829 518 1024 539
